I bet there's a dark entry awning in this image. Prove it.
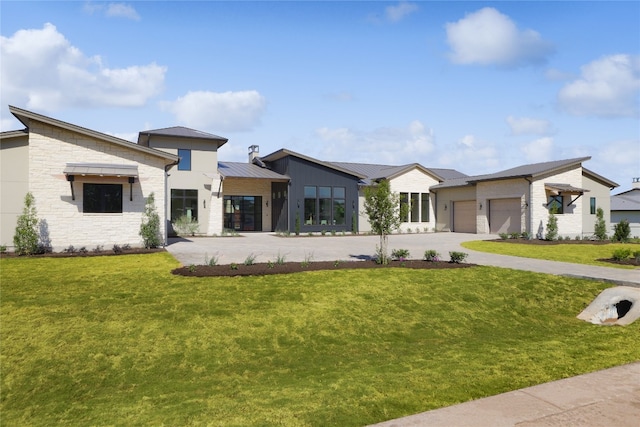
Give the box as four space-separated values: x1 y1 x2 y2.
63 163 139 177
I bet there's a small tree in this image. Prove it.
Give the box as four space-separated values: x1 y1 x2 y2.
13 192 40 255
545 206 558 241
613 219 631 243
363 179 406 264
593 207 607 240
139 192 162 248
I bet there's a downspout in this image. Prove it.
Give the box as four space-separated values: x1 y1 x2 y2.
164 160 179 246
525 177 532 237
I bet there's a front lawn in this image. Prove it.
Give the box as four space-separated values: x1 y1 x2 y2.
461 240 639 268
2 253 639 426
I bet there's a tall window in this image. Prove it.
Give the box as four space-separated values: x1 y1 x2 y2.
410 193 420 222
177 149 191 171
590 197 596 215
224 196 262 231
171 189 198 221
333 187 346 225
304 186 316 224
83 184 122 213
400 193 409 222
548 195 564 214
421 193 430 222
304 185 347 226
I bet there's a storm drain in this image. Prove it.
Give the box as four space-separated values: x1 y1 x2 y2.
577 287 640 326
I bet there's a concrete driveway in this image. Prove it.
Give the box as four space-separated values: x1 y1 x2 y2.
166 232 640 286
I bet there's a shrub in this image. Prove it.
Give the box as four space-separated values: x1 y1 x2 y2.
13 192 40 255
172 215 199 236
0 245 6 254
301 252 313 268
545 207 558 241
424 250 440 262
521 232 532 240
243 253 257 266
140 192 162 248
498 233 509 240
611 248 631 261
63 245 77 254
205 253 219 266
295 212 301 236
276 252 286 265
613 219 631 243
92 245 104 253
188 264 197 272
391 248 410 261
594 207 607 240
449 251 468 264
112 244 122 254
509 232 520 239
230 263 238 270
633 251 640 263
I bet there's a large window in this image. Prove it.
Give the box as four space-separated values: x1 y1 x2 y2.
177 149 191 171
410 193 420 222
548 195 564 214
590 197 596 215
400 193 409 222
421 193 430 222
83 184 122 213
171 189 198 221
304 186 346 226
224 196 262 231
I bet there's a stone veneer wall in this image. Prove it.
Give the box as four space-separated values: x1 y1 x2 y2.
219 178 272 232
28 122 168 250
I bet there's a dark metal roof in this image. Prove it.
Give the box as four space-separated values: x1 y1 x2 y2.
218 162 289 180
138 126 228 146
329 162 466 185
611 188 640 211
260 149 367 179
431 157 593 190
583 168 619 189
64 163 138 177
545 183 589 194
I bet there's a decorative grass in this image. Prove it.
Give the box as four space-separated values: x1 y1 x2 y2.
2 253 639 426
462 240 639 269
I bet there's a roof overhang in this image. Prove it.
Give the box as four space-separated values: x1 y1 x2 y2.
545 183 589 195
64 163 139 178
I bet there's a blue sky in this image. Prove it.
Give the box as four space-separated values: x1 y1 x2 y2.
1 1 639 191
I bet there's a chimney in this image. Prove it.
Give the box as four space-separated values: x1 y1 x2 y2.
248 145 259 163
633 177 640 189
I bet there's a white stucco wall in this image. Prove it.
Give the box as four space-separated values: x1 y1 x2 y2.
432 186 476 232
476 178 528 234
221 178 273 232
582 173 613 238
27 122 169 250
389 169 438 233
0 136 29 248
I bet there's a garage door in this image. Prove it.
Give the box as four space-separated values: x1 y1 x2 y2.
489 198 521 234
453 201 476 233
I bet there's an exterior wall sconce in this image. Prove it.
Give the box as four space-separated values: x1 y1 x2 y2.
297 200 300 208
352 200 355 209
444 204 447 211
523 201 529 208
266 200 269 207
203 199 206 209
479 203 483 210
128 177 135 201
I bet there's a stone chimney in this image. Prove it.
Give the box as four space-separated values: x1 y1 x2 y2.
248 145 259 163
633 177 640 189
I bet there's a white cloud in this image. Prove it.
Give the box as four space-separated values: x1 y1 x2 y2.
521 137 554 163
445 7 554 67
160 90 267 132
437 134 500 174
315 120 434 164
507 116 553 136
84 2 140 20
0 23 165 112
385 2 419 23
598 138 640 168
558 54 640 118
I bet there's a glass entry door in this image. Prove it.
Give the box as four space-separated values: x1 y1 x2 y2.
224 196 262 231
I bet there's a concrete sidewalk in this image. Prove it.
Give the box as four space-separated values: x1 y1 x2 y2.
368 362 640 427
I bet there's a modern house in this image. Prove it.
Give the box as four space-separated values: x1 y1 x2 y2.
611 178 640 237
0 106 620 251
0 106 178 251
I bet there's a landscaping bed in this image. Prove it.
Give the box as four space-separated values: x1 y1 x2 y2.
172 259 475 277
0 247 165 258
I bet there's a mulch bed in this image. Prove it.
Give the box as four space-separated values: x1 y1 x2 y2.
172 260 475 277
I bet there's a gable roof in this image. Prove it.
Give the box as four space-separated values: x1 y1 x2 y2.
431 157 593 190
329 162 467 185
611 188 640 211
583 167 619 189
7 105 179 163
260 148 367 179
218 161 289 180
137 126 228 147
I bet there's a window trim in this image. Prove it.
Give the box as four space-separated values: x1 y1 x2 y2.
177 149 192 171
590 197 596 215
83 183 123 214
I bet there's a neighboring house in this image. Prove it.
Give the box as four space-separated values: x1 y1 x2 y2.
0 106 179 251
137 127 228 235
430 157 618 239
610 178 640 237
1 106 621 250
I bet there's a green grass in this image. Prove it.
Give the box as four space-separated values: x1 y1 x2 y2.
2 253 639 426
462 240 640 269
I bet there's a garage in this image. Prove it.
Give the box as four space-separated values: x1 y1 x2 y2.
489 198 521 234
453 200 476 233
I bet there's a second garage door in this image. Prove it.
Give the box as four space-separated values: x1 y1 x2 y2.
453 200 476 233
489 198 521 234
